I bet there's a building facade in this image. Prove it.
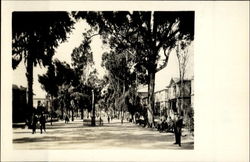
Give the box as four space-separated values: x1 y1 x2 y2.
141 78 194 123
12 85 28 123
154 88 168 117
162 77 193 124
137 77 194 125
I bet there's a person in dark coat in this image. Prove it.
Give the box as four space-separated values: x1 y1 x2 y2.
39 113 46 134
99 117 103 126
107 116 110 123
37 101 44 114
173 113 183 146
65 114 69 123
32 115 38 134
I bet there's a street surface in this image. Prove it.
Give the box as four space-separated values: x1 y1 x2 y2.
13 118 194 149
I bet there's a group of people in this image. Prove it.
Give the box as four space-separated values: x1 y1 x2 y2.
157 116 174 132
30 100 184 147
31 101 46 134
156 113 183 146
135 112 184 147
158 112 183 147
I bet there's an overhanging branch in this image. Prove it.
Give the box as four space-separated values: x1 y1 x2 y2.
156 48 171 72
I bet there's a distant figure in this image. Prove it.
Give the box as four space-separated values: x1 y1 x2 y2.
107 116 110 123
99 117 103 126
32 115 38 134
167 116 174 132
173 113 183 147
37 100 44 114
39 113 46 134
65 114 69 124
158 118 164 132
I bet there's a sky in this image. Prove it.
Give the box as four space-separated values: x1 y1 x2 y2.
139 43 194 92
13 19 194 98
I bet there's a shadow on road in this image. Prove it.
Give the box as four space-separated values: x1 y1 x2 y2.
13 120 194 149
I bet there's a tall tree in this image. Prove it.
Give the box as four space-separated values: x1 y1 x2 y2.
71 39 97 120
38 59 75 122
54 60 75 120
101 49 136 123
38 64 58 125
73 11 194 126
12 12 74 120
175 38 193 131
176 38 191 113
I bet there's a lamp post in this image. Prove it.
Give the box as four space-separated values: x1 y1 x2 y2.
91 89 96 126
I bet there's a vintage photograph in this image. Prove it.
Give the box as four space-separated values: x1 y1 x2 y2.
11 11 195 149
2 0 249 161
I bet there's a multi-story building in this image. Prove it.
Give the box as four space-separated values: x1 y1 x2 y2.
167 78 179 118
154 88 168 116
167 77 193 123
138 77 193 123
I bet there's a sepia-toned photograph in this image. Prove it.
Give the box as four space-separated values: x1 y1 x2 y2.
1 1 249 162
12 11 194 150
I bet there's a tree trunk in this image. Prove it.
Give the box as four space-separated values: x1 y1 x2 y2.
71 108 74 121
91 90 95 126
115 99 119 119
147 70 156 127
146 11 158 128
81 107 84 119
61 102 64 120
26 54 34 125
121 82 126 124
180 81 184 115
177 41 184 116
51 96 53 125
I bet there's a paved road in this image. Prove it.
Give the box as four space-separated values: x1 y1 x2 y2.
13 118 194 149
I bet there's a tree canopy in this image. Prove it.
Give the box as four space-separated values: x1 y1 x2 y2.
12 12 75 69
12 12 75 122
73 11 194 126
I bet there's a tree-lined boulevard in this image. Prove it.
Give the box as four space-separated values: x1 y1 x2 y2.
12 11 194 149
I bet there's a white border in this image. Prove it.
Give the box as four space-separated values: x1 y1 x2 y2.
1 1 249 162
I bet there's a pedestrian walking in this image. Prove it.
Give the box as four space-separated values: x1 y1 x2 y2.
32 114 38 134
107 116 110 123
99 117 103 126
65 114 69 123
173 113 183 146
39 113 46 134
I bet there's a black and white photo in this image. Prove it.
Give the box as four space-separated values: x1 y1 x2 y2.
12 11 195 149
1 1 249 162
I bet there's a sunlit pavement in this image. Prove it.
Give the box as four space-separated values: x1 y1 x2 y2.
13 118 194 149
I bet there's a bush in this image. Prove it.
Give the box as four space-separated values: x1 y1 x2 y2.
186 106 194 132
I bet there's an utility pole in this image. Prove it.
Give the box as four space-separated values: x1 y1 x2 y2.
91 89 96 126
